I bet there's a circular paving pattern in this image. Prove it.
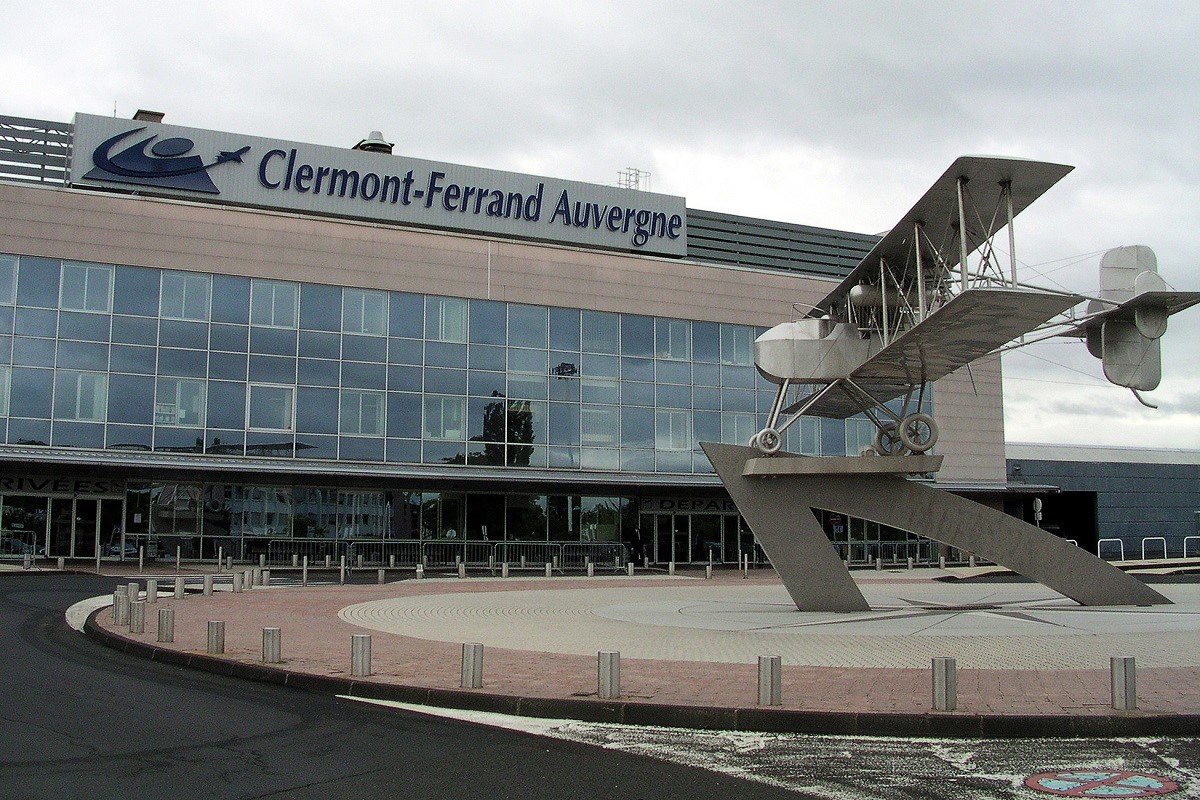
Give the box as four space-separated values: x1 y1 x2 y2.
338 581 1200 669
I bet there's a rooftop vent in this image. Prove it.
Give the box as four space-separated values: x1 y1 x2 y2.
353 131 393 154
132 109 165 123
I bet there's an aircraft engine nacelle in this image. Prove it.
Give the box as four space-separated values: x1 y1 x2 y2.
754 318 872 384
1084 245 1178 392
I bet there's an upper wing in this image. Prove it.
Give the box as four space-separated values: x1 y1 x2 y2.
813 156 1074 314
802 287 1081 418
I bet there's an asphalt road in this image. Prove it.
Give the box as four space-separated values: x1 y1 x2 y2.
0 572 808 800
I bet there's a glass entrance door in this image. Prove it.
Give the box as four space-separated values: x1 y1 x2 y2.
47 498 103 558
49 498 73 558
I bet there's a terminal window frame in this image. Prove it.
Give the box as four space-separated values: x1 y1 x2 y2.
422 394 466 440
0 254 15 305
0 365 9 416
160 271 212 321
250 279 299 329
155 377 207 427
60 262 113 313
54 370 108 421
342 288 387 336
425 296 467 343
246 383 295 432
340 389 385 436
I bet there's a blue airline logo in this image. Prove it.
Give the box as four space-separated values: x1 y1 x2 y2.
85 127 250 194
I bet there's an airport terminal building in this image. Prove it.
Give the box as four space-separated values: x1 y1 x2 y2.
0 111 1010 566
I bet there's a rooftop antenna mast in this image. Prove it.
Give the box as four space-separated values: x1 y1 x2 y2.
617 167 651 192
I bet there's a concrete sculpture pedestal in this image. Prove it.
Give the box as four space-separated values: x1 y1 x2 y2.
702 442 1171 612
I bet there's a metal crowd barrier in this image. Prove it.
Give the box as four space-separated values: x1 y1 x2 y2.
264 538 631 571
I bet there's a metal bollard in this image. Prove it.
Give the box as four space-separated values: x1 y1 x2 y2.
218 547 223 569
488 554 495 570
377 568 385 584
415 564 424 579
262 627 281 663
130 600 145 634
292 554 298 567
743 554 749 577
351 634 372 676
259 554 266 569
626 562 634 577
226 556 233 570
302 555 309 586
57 556 65 570
138 546 144 572
22 553 31 570
157 607 174 642
1111 656 1137 710
325 554 331 568
587 562 594 578
207 620 225 655
932 657 957 711
111 586 126 622
875 557 882 571
115 591 130 625
939 555 946 569
389 554 396 568
246 568 255 588
969 555 976 568
758 655 782 706
544 562 552 578
339 556 346 585
520 555 527 568
252 568 262 587
907 557 914 571
598 651 621 699
174 576 185 599
458 562 466 579
203 574 213 596
668 561 675 576
461 642 484 689
128 581 140 604
501 562 509 578
175 546 181 573
705 564 713 580
262 569 270 586
147 579 158 604
232 571 243 593
357 554 364 569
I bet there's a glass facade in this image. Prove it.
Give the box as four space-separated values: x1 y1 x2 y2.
0 252 915 469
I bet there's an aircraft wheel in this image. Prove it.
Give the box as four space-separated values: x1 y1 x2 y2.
752 427 782 455
873 422 905 456
898 413 938 453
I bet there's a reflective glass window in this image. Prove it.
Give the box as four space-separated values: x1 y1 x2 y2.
16 256 59 308
581 310 618 353
549 374 579 402
342 334 386 363
621 406 654 449
159 319 208 350
15 308 57 338
656 384 691 409
721 387 754 411
693 410 720 444
425 341 466 368
549 307 580 351
107 374 155 425
8 417 50 445
154 377 206 427
386 365 421 392
210 351 248 381
106 424 152 450
342 288 387 335
248 354 295 384
468 396 506 442
581 377 618 404
722 412 757 444
507 373 547 400
621 315 653 357
621 381 654 407
423 367 465 395
426 296 467 342
655 409 692 450
251 279 298 328
58 311 110 342
581 353 618 378
109 344 156 374
297 283 339 331
508 304 548 349
206 381 246 428
548 402 579 446
469 344 506 371
387 393 421 438
721 325 753 365
61 262 113 313
388 337 422 365
160 271 211 320
621 449 654 472
159 348 208 378
423 395 465 440
580 448 619 470
342 361 385 390
53 371 107 420
296 387 339 434
299 330 340 359
655 318 691 360
469 371 506 397
693 362 720 387
0 254 15 304
12 336 55 367
250 326 297 356
468 299 505 345
340 390 385 436
657 360 691 385
621 357 653 382
56 341 108 371
211 275 250 324
339 436 383 462
210 323 248 352
581 405 619 445
247 384 294 431
53 421 105 449
386 438 421 463
508 348 548 374
389 292 423 338
0 365 9 416
693 321 720 362
297 358 339 387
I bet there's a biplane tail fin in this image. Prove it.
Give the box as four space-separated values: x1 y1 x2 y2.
1084 246 1200 391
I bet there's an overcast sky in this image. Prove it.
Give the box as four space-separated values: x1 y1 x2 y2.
4 0 1198 449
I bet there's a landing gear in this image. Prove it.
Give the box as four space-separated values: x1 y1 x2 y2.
898 412 938 453
750 427 782 455
873 422 905 456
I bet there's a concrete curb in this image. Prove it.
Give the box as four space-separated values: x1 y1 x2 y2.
82 608 1200 738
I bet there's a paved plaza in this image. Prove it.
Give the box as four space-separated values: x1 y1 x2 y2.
82 567 1200 732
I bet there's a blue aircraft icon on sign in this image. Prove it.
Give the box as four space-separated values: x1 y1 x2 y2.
84 127 250 194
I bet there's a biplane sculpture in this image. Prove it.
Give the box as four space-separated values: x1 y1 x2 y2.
704 156 1196 612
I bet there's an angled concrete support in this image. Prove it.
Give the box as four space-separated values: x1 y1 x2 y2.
703 443 1170 611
